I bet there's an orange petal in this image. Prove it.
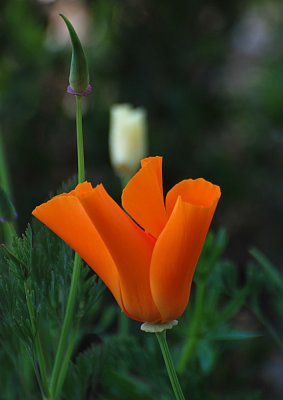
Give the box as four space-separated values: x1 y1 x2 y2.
68 181 93 196
32 183 122 308
122 156 167 238
166 178 221 216
151 181 221 322
79 184 161 322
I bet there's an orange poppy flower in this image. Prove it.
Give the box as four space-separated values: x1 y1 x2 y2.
32 156 221 323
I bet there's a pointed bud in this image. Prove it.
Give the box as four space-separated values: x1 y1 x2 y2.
59 13 92 96
109 104 148 177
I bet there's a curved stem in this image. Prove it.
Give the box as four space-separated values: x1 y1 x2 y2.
156 331 186 400
177 281 206 373
50 95 85 398
50 253 82 397
54 331 77 399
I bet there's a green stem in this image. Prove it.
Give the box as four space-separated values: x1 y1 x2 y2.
76 96 85 183
2 221 17 245
178 282 206 373
156 331 186 400
50 95 85 398
24 282 50 398
0 133 17 244
0 133 12 195
54 331 77 399
50 253 82 397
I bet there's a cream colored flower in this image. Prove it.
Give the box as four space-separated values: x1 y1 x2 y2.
109 104 147 176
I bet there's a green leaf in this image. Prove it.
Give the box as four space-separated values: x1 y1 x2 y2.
195 229 228 282
214 286 249 325
209 327 262 341
249 248 283 293
197 340 216 373
250 299 283 349
0 186 17 222
3 224 33 280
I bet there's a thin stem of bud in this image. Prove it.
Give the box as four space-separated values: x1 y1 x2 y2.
76 96 85 183
50 95 85 399
50 253 82 398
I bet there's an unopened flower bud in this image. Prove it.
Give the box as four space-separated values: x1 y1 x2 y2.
60 13 92 96
109 104 148 177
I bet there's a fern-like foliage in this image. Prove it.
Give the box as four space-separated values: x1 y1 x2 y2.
0 218 102 398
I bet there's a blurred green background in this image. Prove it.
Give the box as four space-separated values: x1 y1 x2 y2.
0 0 283 398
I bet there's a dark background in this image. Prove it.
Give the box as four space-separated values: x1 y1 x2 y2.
0 0 282 272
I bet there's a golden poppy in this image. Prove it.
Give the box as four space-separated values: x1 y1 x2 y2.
32 156 221 323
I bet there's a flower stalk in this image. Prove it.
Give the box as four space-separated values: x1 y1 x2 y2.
76 96 85 183
156 331 186 400
49 96 84 398
48 16 89 398
49 253 82 398
53 326 77 399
